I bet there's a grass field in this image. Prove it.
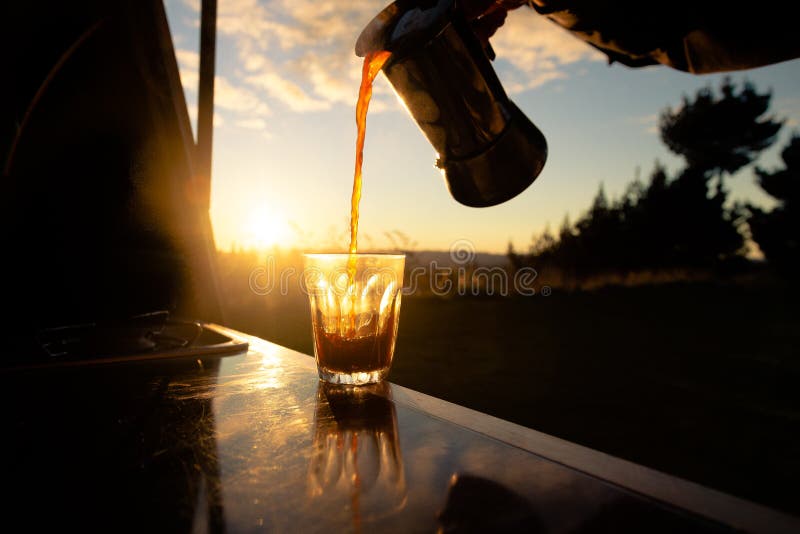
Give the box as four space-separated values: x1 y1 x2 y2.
222 274 800 516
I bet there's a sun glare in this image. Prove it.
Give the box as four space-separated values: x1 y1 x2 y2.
244 209 291 250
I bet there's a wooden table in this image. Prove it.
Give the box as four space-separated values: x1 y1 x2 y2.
3 325 797 533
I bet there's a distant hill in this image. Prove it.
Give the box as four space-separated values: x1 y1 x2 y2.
407 250 509 267
215 246 510 267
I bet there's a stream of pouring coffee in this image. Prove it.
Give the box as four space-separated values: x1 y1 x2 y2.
349 50 391 257
345 51 391 333
347 53 391 528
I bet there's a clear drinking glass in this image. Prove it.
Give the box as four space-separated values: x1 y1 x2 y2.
303 253 405 385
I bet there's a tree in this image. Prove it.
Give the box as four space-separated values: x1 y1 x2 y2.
664 167 745 266
659 78 783 185
747 134 800 270
654 78 781 266
530 225 556 256
515 78 781 286
755 134 800 205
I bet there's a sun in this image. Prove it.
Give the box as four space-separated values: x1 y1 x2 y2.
244 208 291 250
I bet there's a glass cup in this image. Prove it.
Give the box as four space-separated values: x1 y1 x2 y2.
303 253 405 385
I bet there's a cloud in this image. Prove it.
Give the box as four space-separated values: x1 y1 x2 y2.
175 47 199 93
175 46 267 131
773 96 800 127
214 75 272 117
626 113 659 134
187 107 225 127
210 0 398 113
175 48 199 70
176 1 602 114
233 116 273 143
236 118 267 130
246 70 330 112
491 8 604 93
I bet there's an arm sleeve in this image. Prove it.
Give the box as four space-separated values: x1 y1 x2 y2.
529 0 800 73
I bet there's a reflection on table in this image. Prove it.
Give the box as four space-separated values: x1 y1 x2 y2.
308 382 407 530
3 327 795 533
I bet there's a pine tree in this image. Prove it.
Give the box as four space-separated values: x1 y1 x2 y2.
747 134 800 270
659 78 783 184
655 78 781 266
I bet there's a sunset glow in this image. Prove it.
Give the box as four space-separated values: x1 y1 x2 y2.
165 1 800 254
243 208 291 250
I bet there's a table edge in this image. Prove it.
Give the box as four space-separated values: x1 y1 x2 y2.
207 323 800 534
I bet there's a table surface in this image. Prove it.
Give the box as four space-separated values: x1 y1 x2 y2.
2 325 797 533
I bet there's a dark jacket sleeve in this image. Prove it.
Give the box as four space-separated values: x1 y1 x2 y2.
529 0 800 73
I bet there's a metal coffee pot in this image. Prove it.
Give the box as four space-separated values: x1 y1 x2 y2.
356 0 547 207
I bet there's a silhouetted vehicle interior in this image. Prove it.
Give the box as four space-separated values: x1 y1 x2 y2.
2 0 238 366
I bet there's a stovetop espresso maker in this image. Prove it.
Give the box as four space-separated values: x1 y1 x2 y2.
356 0 547 207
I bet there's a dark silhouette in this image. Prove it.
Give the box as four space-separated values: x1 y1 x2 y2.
462 1 800 74
2 1 222 361
746 134 800 271
509 79 784 285
659 78 783 188
438 474 545 533
3 355 227 532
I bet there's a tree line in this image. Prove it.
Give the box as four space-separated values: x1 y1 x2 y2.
509 78 798 285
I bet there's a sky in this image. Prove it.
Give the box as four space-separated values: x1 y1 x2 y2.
164 0 800 254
